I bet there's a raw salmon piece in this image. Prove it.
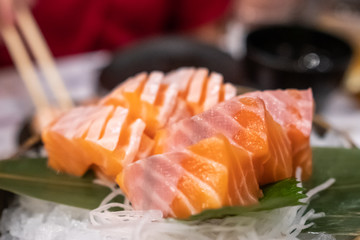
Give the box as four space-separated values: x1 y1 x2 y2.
100 72 147 109
43 105 150 179
42 106 112 176
185 69 236 114
166 98 192 126
186 68 209 114
163 67 195 97
118 135 261 219
102 71 180 137
101 68 236 137
154 96 293 185
85 109 146 179
140 71 163 104
92 120 153 182
244 89 314 180
183 68 237 115
222 83 237 101
188 135 262 206
135 134 155 160
202 72 223 111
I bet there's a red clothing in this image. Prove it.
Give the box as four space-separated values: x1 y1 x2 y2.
0 0 230 66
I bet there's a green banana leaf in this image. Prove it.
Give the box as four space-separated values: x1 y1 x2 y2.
0 147 359 238
0 157 123 210
186 178 306 221
304 147 360 238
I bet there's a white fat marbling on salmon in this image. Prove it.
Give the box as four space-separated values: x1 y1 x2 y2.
122 149 227 217
199 107 243 139
44 106 115 176
186 68 208 105
51 107 88 136
85 106 114 142
181 169 222 207
122 119 146 167
62 107 113 139
203 72 223 111
244 89 313 180
140 71 164 104
157 82 179 126
99 73 146 106
227 167 243 205
176 68 195 93
230 149 257 204
183 149 226 203
167 99 192 125
123 72 147 93
143 155 197 215
123 153 186 216
265 120 292 183
163 67 195 92
164 117 214 152
245 89 313 137
163 97 269 153
294 146 312 168
136 135 155 161
97 107 129 151
157 95 294 185
223 83 237 100
72 106 106 139
183 149 227 172
130 172 176 216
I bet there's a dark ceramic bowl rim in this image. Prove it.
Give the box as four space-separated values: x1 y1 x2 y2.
246 25 353 73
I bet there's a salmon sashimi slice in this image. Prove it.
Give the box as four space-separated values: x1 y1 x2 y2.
42 105 112 176
100 72 147 109
186 68 209 114
163 67 195 97
42 105 150 179
181 68 236 115
101 71 181 137
166 98 192 126
243 89 314 180
202 72 223 111
135 134 155 160
80 106 147 179
222 83 237 101
154 96 293 185
118 135 261 219
90 118 146 179
100 68 236 137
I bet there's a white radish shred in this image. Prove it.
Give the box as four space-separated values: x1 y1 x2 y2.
86 177 335 240
0 178 335 240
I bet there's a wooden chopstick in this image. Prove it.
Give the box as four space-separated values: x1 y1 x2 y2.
1 25 51 111
15 4 73 110
313 115 358 149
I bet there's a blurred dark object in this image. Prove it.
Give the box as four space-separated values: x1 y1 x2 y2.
17 117 43 155
322 0 360 19
235 0 303 27
0 190 14 218
99 36 241 92
314 0 360 96
244 24 353 111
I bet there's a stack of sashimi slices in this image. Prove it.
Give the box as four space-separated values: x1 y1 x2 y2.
42 67 314 219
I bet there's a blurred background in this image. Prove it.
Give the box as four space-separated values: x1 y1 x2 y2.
0 0 360 158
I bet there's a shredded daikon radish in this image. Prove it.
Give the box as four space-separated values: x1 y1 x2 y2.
85 177 336 240
0 177 335 240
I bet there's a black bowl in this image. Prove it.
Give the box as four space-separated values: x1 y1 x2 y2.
244 25 353 111
99 36 242 92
